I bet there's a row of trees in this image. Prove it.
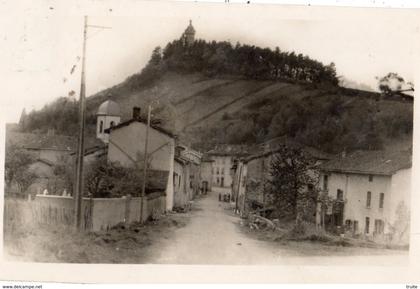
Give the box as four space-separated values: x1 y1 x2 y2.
152 39 339 85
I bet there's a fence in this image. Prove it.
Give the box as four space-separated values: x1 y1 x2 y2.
4 192 166 232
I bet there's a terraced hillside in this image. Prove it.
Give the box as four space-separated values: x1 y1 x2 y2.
80 71 412 154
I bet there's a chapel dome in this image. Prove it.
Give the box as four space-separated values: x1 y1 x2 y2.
96 100 121 116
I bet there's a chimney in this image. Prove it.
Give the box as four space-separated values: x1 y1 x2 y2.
132 107 141 120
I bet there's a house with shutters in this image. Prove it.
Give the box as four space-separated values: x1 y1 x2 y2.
317 149 412 242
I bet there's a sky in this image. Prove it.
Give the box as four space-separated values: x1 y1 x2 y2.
0 1 419 124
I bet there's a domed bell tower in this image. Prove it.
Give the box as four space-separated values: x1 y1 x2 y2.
182 20 195 46
96 100 121 144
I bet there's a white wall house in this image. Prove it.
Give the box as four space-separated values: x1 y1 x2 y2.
205 144 252 194
106 107 176 211
318 150 412 240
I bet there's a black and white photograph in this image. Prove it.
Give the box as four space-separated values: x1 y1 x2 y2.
0 1 419 283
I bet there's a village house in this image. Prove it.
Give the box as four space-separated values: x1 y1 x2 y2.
105 106 176 211
232 138 333 217
173 145 202 209
317 150 412 242
199 155 214 194
204 144 252 197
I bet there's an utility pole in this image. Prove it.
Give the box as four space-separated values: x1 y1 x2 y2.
74 16 88 230
140 105 151 222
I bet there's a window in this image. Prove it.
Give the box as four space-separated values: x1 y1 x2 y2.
323 175 328 191
374 219 384 234
379 193 384 209
369 175 373 182
173 173 178 186
217 168 219 175
179 175 182 188
99 120 104 133
365 217 370 234
221 177 224 187
221 168 225 175
337 189 343 201
217 177 219 184
366 191 371 208
110 121 115 127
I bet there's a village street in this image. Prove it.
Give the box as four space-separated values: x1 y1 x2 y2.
145 190 409 265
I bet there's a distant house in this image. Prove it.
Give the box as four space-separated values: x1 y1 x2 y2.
318 150 411 242
5 130 76 195
199 155 214 194
205 144 253 195
233 138 333 216
106 107 176 211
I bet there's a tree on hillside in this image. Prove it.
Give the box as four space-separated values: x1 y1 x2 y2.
5 145 37 195
149 46 162 66
377 72 414 96
266 145 319 223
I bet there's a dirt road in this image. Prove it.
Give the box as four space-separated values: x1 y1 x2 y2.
147 190 408 265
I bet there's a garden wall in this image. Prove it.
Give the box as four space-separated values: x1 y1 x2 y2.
4 192 166 232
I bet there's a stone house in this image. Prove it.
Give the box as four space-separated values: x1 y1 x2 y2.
232 138 332 217
318 150 412 242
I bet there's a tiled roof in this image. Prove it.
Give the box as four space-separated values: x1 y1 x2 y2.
318 150 412 176
6 132 76 151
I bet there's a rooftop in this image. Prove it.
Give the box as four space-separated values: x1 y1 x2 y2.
105 118 175 139
318 150 412 176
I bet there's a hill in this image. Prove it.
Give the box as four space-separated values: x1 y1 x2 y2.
18 38 413 154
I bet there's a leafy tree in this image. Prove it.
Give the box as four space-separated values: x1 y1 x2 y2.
83 156 146 198
267 145 319 223
377 72 414 96
5 145 36 194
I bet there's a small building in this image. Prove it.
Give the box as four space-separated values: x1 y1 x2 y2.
205 144 252 195
5 130 78 196
199 155 214 194
106 107 176 211
318 150 412 243
172 145 203 208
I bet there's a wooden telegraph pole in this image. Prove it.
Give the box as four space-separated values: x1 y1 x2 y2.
74 16 88 230
74 17 111 230
140 105 151 222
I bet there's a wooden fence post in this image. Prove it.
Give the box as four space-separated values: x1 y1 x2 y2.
124 194 132 223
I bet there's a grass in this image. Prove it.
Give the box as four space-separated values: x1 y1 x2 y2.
238 219 409 256
3 211 190 263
